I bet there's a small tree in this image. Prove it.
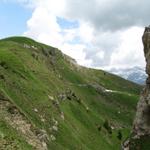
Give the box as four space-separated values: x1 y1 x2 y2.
97 125 101 131
117 130 122 140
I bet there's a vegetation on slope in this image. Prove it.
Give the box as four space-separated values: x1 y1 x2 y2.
0 36 142 150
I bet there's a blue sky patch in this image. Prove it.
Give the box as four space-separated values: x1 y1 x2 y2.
57 17 79 29
0 1 32 38
68 36 82 45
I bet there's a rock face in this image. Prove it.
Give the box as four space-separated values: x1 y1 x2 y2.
132 26 150 137
123 26 150 149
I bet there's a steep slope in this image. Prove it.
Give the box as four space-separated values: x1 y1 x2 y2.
0 36 142 150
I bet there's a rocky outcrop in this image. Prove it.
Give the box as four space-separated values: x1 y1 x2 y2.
132 26 150 137
123 26 150 149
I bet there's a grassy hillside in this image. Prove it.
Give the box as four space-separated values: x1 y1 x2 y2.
0 36 142 150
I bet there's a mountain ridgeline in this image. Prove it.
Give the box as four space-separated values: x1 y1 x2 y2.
0 37 141 150
109 67 147 85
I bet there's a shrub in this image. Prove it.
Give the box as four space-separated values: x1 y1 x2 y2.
103 119 112 134
117 130 122 140
0 74 5 80
97 125 101 132
0 61 8 69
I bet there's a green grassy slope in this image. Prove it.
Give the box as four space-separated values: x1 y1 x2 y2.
0 36 142 150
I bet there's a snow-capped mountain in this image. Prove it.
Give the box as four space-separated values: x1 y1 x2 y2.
108 66 147 85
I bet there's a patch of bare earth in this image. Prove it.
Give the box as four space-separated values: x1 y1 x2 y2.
0 94 48 150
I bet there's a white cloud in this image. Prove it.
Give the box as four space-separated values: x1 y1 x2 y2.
18 0 147 70
65 0 150 31
78 23 94 43
110 27 145 69
24 7 63 47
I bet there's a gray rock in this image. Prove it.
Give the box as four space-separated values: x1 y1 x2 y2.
132 26 150 137
123 26 150 149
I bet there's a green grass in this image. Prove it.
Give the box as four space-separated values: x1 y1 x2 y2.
0 36 142 149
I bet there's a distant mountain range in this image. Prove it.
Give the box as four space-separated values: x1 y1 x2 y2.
109 66 147 85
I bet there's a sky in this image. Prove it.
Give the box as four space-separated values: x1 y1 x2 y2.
0 0 149 70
